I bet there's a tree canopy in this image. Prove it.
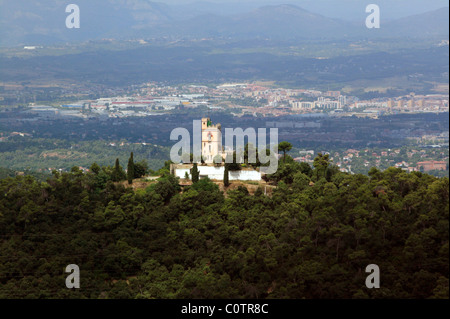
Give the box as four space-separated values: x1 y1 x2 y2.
0 155 448 299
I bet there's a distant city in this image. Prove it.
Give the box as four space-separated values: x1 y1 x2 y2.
18 81 449 120
1 81 448 178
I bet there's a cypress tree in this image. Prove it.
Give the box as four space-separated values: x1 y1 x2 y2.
127 152 134 185
113 158 121 182
224 165 230 187
191 163 199 183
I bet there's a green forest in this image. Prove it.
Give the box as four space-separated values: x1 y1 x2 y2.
0 137 168 174
0 153 448 299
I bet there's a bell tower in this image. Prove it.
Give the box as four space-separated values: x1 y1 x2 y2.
201 117 222 164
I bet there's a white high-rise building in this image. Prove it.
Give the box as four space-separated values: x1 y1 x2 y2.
338 95 347 107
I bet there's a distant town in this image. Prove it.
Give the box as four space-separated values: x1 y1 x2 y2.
0 81 448 178
7 81 448 120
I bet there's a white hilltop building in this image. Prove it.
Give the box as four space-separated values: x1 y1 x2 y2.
170 117 262 181
171 164 262 181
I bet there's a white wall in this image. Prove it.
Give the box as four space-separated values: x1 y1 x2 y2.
175 166 261 181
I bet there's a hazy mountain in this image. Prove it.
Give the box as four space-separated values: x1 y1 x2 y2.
278 0 450 22
154 4 449 40
171 1 261 17
142 4 357 40
0 0 174 46
383 7 449 38
156 0 450 21
0 1 448 47
223 4 355 39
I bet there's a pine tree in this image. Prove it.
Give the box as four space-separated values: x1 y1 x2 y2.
127 152 134 185
224 165 230 187
278 141 293 163
90 162 100 175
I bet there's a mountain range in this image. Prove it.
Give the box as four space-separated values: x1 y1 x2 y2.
0 1 448 46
